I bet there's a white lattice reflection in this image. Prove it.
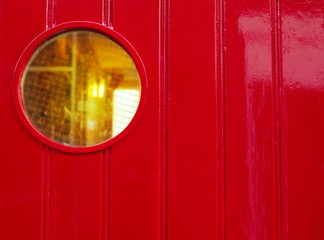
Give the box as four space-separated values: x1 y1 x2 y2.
113 90 140 136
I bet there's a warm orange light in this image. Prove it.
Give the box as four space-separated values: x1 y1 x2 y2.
21 30 141 147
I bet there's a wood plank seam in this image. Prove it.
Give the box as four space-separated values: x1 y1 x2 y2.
215 0 226 239
270 0 285 240
46 0 57 29
102 0 114 28
100 149 110 240
159 0 169 240
41 145 52 240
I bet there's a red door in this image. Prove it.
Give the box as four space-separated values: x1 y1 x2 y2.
0 1 323 240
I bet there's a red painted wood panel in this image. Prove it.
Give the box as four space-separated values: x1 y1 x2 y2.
224 1 276 239
49 2 105 240
49 151 102 240
0 1 46 239
281 2 324 240
56 0 103 24
110 1 161 240
0 1 323 240
168 1 218 240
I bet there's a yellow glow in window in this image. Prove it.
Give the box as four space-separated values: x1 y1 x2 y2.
21 31 141 147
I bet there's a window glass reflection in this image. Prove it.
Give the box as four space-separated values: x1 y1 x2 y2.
22 31 141 147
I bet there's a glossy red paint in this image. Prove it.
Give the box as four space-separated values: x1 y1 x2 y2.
281 2 324 240
0 1 323 240
225 1 276 239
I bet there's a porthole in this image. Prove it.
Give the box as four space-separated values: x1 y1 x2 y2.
13 23 146 152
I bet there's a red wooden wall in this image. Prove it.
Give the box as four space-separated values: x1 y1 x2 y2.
0 0 323 240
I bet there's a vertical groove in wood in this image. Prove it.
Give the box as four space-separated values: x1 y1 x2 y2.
41 146 52 240
102 0 113 28
215 0 226 240
159 0 169 240
102 0 108 27
100 149 110 240
43 1 56 237
270 0 285 240
46 0 57 29
102 0 113 238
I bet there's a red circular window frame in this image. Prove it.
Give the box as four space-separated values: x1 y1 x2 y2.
12 22 148 153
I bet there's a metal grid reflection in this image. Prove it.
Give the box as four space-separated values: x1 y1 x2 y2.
22 31 141 147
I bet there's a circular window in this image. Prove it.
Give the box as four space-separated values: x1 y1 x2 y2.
20 30 142 147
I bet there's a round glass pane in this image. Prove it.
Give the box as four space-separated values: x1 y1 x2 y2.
21 30 141 147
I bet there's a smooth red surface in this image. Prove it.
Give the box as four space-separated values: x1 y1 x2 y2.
168 1 218 240
0 1 46 239
0 1 323 240
224 1 276 239
111 1 160 240
281 2 324 239
56 0 103 24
